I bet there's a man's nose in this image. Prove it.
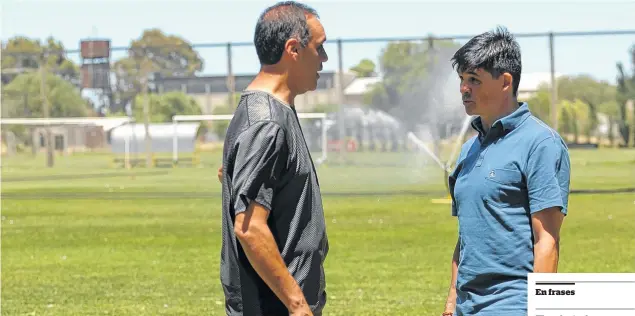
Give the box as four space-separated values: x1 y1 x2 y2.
460 83 470 94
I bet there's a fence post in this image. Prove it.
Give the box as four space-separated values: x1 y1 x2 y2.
549 32 558 131
226 42 235 109
337 38 346 159
39 50 54 167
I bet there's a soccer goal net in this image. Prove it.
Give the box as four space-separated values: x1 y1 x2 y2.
171 113 328 166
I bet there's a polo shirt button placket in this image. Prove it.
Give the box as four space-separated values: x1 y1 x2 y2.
476 143 489 167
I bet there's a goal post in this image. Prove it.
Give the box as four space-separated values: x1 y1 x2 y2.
172 113 329 165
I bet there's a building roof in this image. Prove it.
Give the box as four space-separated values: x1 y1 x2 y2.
155 71 338 94
109 122 201 154
344 77 381 96
0 117 133 131
518 72 562 92
110 122 200 139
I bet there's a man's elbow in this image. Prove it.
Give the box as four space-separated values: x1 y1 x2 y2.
234 215 250 241
535 234 560 251
233 214 265 243
234 201 271 244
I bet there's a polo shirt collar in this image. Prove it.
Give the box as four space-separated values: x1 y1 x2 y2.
471 102 531 139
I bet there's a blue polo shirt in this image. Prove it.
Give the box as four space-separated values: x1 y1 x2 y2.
448 103 570 315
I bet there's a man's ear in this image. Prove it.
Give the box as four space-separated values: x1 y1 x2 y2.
284 38 301 60
502 72 513 93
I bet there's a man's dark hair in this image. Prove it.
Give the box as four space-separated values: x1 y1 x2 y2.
451 26 522 96
254 1 319 65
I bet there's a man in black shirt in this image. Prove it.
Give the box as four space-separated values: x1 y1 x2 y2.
219 2 330 315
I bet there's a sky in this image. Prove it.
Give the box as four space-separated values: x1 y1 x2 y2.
2 0 635 87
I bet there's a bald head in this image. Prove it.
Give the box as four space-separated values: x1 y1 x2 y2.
254 1 319 65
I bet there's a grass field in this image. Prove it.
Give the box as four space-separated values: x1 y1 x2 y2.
1 148 635 315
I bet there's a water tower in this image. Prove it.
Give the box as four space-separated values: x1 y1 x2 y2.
80 39 112 111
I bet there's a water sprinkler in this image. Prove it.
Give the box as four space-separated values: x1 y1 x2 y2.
406 115 472 204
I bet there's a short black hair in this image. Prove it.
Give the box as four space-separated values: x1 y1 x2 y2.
254 1 319 65
451 26 522 96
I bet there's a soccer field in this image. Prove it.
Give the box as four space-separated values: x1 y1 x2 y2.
1 149 634 315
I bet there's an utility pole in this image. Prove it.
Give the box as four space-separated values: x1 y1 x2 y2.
39 51 54 167
141 62 152 168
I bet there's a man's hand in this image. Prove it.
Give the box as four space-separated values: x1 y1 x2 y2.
442 287 456 315
217 165 223 183
289 305 314 316
442 239 460 316
532 206 565 273
234 201 310 314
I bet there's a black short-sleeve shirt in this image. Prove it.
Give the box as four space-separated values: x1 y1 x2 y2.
220 90 329 316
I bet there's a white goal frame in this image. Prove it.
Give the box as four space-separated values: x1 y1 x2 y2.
172 113 329 165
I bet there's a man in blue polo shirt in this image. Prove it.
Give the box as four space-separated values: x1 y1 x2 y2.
441 27 571 316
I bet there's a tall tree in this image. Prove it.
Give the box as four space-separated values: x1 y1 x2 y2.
558 99 590 144
557 75 616 142
526 75 618 143
349 58 377 77
2 72 92 144
112 28 204 110
2 72 91 118
524 88 551 124
1 36 79 84
110 91 202 123
615 43 635 146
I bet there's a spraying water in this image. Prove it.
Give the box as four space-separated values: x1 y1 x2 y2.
391 42 473 182
304 39 475 192
407 132 449 172
407 113 473 174
447 115 474 167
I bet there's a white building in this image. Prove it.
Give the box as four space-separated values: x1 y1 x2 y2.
517 72 563 100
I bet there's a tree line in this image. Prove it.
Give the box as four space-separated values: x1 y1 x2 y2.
2 29 634 147
349 42 635 148
1 29 204 124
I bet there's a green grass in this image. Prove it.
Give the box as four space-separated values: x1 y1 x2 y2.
1 149 635 315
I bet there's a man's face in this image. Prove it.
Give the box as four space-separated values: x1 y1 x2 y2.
292 15 328 93
458 68 506 117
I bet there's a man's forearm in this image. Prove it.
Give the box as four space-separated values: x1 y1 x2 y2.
443 240 460 315
236 223 308 310
533 239 559 272
449 241 459 289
